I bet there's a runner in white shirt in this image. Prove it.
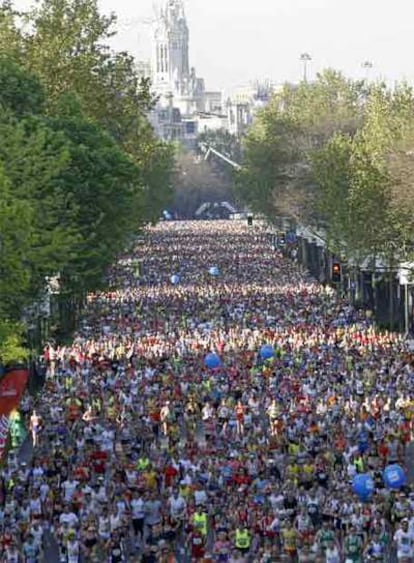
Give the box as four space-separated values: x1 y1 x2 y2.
169 490 187 521
59 506 79 529
130 491 145 543
66 534 80 563
29 521 44 549
160 402 171 434
394 520 414 562
3 542 19 563
325 540 340 563
98 508 111 541
110 508 122 532
61 479 79 503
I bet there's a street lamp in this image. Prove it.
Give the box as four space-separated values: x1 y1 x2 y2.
300 53 312 83
361 60 373 81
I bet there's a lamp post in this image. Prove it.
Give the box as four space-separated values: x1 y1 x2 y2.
300 53 312 83
361 60 373 81
398 265 411 335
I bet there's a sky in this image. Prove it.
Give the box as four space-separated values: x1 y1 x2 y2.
15 0 414 93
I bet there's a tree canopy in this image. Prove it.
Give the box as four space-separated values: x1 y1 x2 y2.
237 70 414 265
0 0 175 362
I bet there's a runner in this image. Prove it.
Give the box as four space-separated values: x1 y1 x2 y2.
3 220 414 561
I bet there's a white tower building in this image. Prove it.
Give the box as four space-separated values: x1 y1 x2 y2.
148 0 224 146
151 0 206 114
152 2 188 94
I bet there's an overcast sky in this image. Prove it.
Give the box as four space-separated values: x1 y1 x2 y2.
16 0 414 93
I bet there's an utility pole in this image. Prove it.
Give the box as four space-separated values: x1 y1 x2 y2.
405 282 409 334
300 53 312 83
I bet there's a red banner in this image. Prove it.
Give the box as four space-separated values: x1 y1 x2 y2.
0 369 29 458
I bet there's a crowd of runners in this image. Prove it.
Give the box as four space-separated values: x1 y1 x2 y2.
2 220 414 562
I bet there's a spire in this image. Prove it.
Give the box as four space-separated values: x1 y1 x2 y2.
165 0 186 23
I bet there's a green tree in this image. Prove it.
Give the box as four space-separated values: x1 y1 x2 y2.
311 81 414 300
0 57 158 353
0 321 28 364
140 140 175 223
311 134 353 255
23 0 115 111
19 0 172 223
45 94 145 293
0 0 174 225
0 161 35 319
0 110 75 304
237 70 366 223
0 59 74 359
0 1 23 58
0 56 45 116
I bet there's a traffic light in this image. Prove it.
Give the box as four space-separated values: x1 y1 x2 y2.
332 262 341 283
247 215 253 226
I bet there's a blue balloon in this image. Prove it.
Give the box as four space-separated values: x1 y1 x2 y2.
352 473 374 500
260 344 274 360
383 464 406 490
204 353 221 369
209 266 219 277
170 274 180 285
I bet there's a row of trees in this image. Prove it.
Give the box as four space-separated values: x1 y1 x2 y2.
0 0 174 360
237 70 414 268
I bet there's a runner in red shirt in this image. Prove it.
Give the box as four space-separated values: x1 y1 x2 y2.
189 530 205 559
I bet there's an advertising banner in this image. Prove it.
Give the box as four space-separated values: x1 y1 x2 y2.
0 369 29 459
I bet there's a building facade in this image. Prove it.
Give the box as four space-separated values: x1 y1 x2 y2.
143 1 278 145
147 0 225 148
226 80 275 136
